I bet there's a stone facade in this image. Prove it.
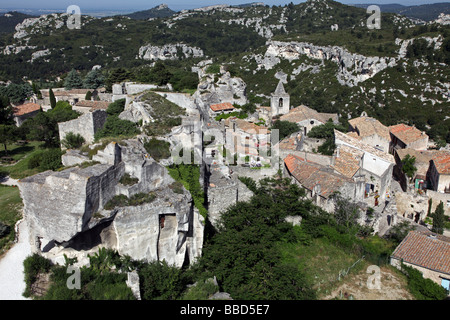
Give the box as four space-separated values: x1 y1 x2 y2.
270 80 290 117
58 110 107 146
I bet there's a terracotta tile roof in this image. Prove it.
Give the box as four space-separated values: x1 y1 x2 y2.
278 133 301 151
332 145 363 178
285 154 352 198
210 102 235 112
391 231 450 275
235 119 269 134
432 153 450 175
334 130 395 164
13 103 41 116
42 89 91 97
75 100 110 110
397 149 450 177
280 105 338 124
348 116 390 141
389 124 428 145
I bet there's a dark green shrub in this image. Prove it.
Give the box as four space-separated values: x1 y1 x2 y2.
94 116 140 140
106 99 126 116
39 149 63 171
139 260 187 300
61 132 86 149
104 195 129 210
402 264 448 300
23 253 52 297
27 151 44 169
119 173 139 186
0 221 10 238
144 138 171 162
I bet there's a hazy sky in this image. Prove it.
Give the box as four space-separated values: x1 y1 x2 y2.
0 0 446 11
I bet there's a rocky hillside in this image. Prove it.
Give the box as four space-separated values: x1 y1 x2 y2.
0 0 448 143
125 4 176 20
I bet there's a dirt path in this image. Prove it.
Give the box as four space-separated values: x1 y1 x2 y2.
0 219 31 300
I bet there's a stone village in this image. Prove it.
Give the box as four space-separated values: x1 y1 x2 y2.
10 58 450 296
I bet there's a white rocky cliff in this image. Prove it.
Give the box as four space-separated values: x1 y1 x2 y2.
18 139 204 268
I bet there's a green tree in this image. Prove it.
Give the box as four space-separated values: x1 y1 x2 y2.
64 69 83 90
139 260 186 300
0 95 12 125
105 68 132 92
26 112 59 147
49 88 56 109
83 69 104 89
432 201 445 235
401 154 417 182
271 120 300 140
106 99 126 116
0 124 17 155
85 91 92 101
331 193 361 231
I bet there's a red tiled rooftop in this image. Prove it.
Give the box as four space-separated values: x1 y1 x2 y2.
210 102 235 112
284 154 352 198
75 100 110 110
391 231 450 275
13 103 41 116
389 124 428 145
432 153 450 175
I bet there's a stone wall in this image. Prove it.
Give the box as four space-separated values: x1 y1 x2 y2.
58 110 107 145
19 162 124 248
390 257 450 287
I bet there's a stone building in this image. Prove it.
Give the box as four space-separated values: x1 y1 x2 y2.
334 130 395 201
284 153 365 212
389 123 429 153
279 105 338 135
224 118 270 164
58 109 107 146
428 152 450 193
73 100 110 114
394 149 450 192
41 88 92 106
390 230 450 291
270 80 290 118
348 114 390 153
206 164 253 229
209 102 235 119
12 102 41 126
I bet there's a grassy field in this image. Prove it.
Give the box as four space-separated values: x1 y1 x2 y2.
277 234 367 298
0 185 23 256
0 141 47 180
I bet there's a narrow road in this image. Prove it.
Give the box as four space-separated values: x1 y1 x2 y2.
0 219 31 300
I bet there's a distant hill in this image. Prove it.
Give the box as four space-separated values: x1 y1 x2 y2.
351 2 450 21
233 2 265 8
125 4 176 20
0 11 35 33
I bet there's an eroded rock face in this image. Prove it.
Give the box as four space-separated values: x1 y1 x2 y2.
18 139 204 268
255 41 398 87
138 43 204 61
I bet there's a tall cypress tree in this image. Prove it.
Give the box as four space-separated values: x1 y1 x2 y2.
49 88 56 109
432 201 445 235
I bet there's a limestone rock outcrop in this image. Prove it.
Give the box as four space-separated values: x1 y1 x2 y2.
138 43 204 61
254 41 398 87
18 139 204 268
